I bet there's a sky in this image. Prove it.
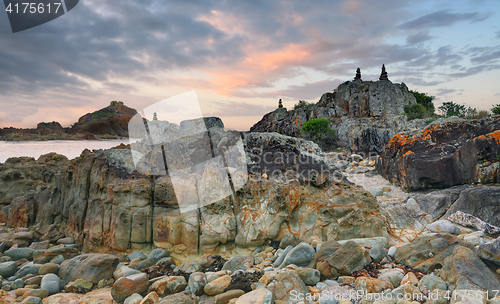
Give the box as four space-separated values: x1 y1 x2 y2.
0 0 499 131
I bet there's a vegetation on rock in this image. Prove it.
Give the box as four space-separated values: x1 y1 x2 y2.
301 118 337 150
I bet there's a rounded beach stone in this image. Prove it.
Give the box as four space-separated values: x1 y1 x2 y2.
38 263 59 275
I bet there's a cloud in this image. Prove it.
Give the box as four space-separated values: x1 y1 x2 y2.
208 101 276 117
399 10 489 30
406 31 433 44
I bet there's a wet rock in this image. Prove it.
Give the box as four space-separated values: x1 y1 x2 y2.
414 186 467 220
40 273 60 295
280 243 315 268
24 275 43 286
235 288 273 304
441 245 500 292
32 245 78 264
111 273 149 303
11 278 25 289
188 272 207 296
308 241 341 278
274 246 293 268
427 220 459 234
58 253 119 285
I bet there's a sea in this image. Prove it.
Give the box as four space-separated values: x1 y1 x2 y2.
0 139 132 163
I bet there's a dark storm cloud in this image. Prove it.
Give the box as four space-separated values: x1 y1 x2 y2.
398 10 489 30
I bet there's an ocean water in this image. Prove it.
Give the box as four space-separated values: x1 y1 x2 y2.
0 139 131 163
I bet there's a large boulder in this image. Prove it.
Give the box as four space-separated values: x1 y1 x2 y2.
394 233 475 272
441 246 500 292
58 254 119 285
377 117 500 191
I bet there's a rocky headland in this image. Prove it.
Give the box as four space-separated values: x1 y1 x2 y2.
250 69 426 154
1 71 500 304
0 101 136 141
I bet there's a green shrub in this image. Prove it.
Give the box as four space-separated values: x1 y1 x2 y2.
409 90 435 114
492 104 500 115
438 101 470 118
294 100 311 110
404 103 427 120
301 118 337 151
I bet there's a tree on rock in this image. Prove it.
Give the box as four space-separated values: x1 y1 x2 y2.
409 90 435 114
491 104 500 115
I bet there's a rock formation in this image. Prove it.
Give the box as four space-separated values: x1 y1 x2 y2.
377 116 500 191
0 101 137 140
0 120 388 256
250 68 425 153
379 64 388 81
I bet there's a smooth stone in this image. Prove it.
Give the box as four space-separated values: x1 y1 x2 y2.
113 265 141 280
12 278 25 289
29 241 50 250
4 248 35 261
22 288 49 300
40 273 61 295
128 251 147 261
280 242 315 268
273 245 293 268
222 256 253 272
111 273 149 303
427 220 460 234
49 255 64 264
369 245 389 263
388 246 397 257
64 278 93 292
0 261 18 277
149 276 187 297
377 268 404 288
174 261 201 273
214 289 245 304
296 267 321 286
38 263 58 275
204 275 231 296
147 249 168 260
20 296 42 304
188 272 207 296
56 237 74 245
16 264 42 278
124 293 143 304
418 274 448 291
156 291 197 304
235 288 273 304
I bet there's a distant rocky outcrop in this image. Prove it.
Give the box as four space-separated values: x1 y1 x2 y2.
250 67 426 153
377 116 500 191
0 101 137 140
0 119 388 256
